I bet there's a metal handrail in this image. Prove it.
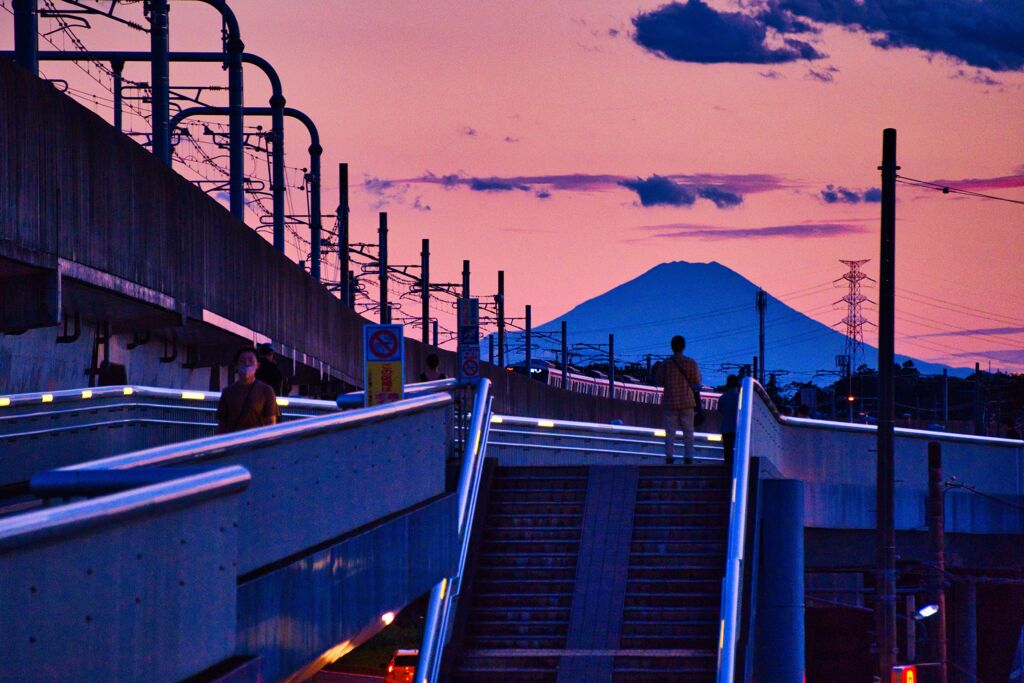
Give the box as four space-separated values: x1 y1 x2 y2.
717 376 756 682
418 378 493 683
335 378 465 408
63 393 452 471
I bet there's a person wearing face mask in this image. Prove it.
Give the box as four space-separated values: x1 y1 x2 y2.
216 347 279 434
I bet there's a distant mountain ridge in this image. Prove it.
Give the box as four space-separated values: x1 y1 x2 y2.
500 261 970 387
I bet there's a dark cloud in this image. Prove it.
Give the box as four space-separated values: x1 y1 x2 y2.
637 221 864 240
927 174 1024 191
632 0 826 64
697 185 743 208
460 126 477 137
503 136 521 143
535 190 552 199
759 69 785 79
620 175 697 206
820 184 881 203
774 0 1024 72
468 177 532 192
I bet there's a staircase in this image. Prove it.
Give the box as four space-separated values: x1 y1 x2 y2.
448 463 730 683
615 465 729 681
453 466 588 682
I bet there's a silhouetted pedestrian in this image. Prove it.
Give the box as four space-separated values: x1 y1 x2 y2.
654 335 701 465
718 375 740 471
217 348 279 434
419 353 447 382
255 342 286 395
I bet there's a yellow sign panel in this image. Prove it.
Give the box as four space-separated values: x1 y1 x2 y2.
366 361 404 407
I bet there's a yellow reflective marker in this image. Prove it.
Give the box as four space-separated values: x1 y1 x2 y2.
0 397 10 407
181 391 205 400
123 387 134 396
719 619 725 650
537 419 555 428
654 429 667 437
81 390 93 399
41 394 54 403
276 397 290 407
490 415 503 424
707 433 722 442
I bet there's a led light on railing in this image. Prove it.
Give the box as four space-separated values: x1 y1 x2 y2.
537 419 555 428
653 429 667 437
81 390 93 399
0 397 10 407
181 391 205 400
276 397 290 407
41 394 54 403
381 611 395 626
490 415 503 424
707 434 722 442
719 619 725 650
123 387 134 396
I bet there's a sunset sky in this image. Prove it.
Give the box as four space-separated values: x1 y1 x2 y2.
5 0 1023 372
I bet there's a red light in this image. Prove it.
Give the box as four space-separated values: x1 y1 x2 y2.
847 395 856 402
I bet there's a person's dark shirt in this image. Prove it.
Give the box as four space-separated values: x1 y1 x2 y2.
216 380 278 433
419 369 447 381
256 358 284 395
718 388 740 434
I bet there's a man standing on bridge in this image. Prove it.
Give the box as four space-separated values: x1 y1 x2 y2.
217 348 279 433
654 335 702 465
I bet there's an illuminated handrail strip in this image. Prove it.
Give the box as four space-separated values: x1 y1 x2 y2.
0 466 251 551
0 384 338 411
418 378 493 683
717 376 756 683
62 393 452 472
491 414 724 441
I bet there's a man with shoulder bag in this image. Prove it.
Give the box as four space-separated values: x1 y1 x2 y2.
653 335 702 464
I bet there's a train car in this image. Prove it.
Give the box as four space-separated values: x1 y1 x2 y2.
506 360 720 410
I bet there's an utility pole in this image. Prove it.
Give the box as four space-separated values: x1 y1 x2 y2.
927 442 949 683
525 305 532 373
13 0 39 75
645 355 652 384
420 239 430 345
378 212 389 324
111 59 124 133
339 163 350 306
497 271 506 369
462 260 471 299
973 362 983 435
608 333 615 403
488 336 494 364
942 368 949 426
757 288 767 384
876 127 899 678
432 320 439 348
149 0 170 166
561 320 569 391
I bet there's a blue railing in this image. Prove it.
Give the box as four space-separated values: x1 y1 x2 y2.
717 376 756 682
417 377 493 683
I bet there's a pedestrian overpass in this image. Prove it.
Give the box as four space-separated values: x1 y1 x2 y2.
1 378 1021 682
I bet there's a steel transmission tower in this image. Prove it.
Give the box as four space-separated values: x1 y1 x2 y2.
835 259 875 374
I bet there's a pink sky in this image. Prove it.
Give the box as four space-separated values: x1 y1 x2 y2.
4 1 1023 371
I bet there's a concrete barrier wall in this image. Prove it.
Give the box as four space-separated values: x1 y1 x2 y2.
0 468 248 682
0 59 668 427
745 385 1024 532
68 398 454 574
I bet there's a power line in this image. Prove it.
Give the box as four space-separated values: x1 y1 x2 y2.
896 174 1024 207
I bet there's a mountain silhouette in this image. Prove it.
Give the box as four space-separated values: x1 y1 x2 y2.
497 261 970 387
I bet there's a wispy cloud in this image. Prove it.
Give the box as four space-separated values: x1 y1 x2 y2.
949 349 1024 365
924 174 1024 190
363 175 431 211
910 326 1024 339
634 220 865 240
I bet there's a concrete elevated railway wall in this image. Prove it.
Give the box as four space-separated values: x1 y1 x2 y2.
0 59 663 426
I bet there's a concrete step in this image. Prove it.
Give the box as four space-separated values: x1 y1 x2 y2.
469 607 572 623
490 488 588 503
487 501 586 516
473 578 576 595
630 540 725 554
627 552 725 568
483 527 582 542
479 539 582 554
630 512 727 526
475 566 578 582
620 634 718 650
631 526 726 541
626 579 721 594
477 553 579 569
622 606 719 622
463 634 569 650
624 593 719 608
636 489 729 502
